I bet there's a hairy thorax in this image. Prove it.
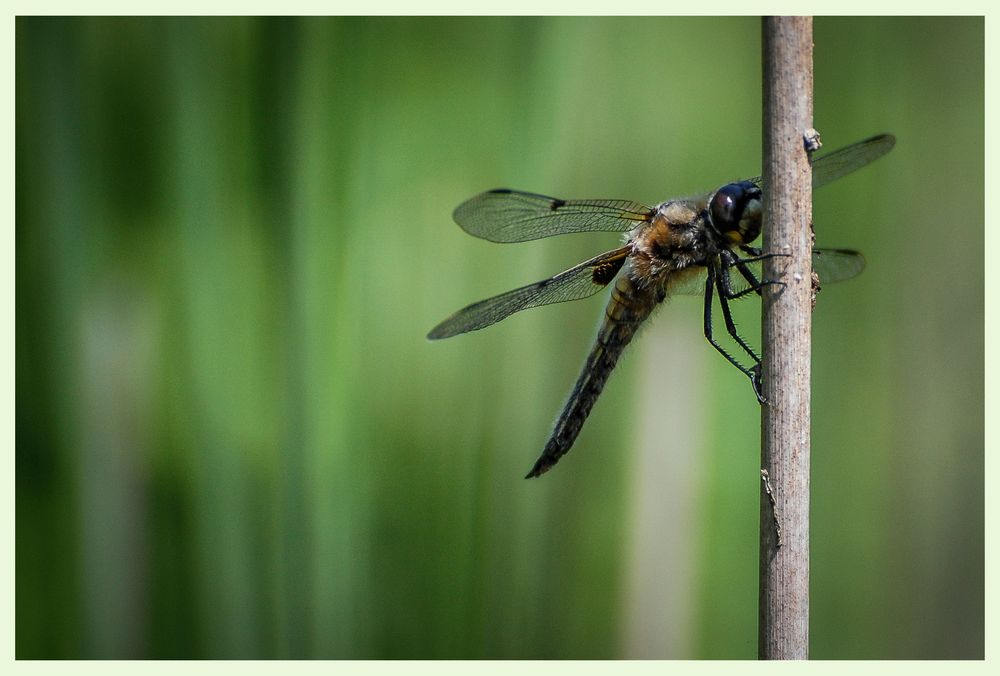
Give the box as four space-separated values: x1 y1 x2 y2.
627 198 713 292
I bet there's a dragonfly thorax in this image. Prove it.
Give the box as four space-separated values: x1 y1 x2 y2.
628 200 711 282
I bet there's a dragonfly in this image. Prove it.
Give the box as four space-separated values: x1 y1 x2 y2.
429 134 895 478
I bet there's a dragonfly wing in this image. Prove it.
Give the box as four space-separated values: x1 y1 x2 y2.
427 246 630 339
665 266 710 296
811 134 896 189
666 263 760 297
811 247 866 284
453 189 653 243
746 133 896 190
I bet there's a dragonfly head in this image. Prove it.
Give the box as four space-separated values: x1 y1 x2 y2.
708 180 762 246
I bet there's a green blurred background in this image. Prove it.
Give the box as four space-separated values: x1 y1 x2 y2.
15 16 983 659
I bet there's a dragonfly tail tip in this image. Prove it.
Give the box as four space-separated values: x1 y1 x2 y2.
524 457 554 479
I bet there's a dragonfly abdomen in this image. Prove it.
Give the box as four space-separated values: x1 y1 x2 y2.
525 275 658 478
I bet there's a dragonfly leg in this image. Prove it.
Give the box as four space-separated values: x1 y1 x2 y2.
736 245 792 266
724 247 788 299
703 268 767 404
714 268 762 363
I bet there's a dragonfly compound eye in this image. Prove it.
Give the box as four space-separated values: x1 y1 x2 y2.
709 181 761 244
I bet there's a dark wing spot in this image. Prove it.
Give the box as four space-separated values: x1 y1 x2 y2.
549 198 566 211
591 256 626 286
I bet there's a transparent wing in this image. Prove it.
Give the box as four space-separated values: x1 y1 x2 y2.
664 265 711 296
747 134 896 189
811 134 896 188
427 246 630 339
668 248 865 296
810 247 866 283
453 189 653 243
